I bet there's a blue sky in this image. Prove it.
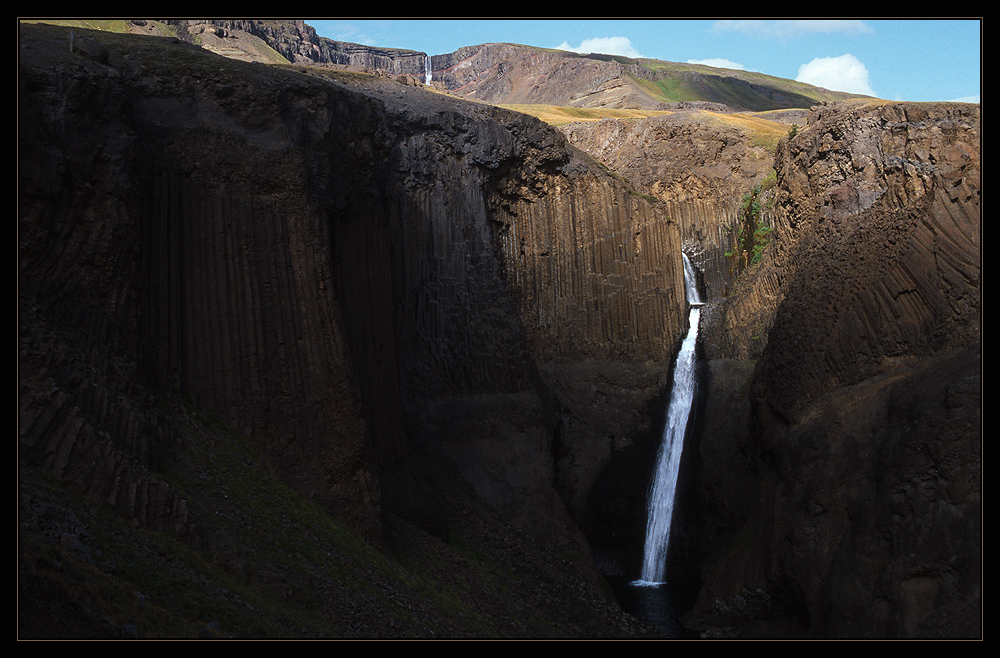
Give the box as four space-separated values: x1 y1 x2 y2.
310 18 981 103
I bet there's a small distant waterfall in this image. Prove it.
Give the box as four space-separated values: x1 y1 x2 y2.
424 55 432 85
635 252 703 585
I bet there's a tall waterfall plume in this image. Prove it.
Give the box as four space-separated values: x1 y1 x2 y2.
635 252 703 586
424 55 432 85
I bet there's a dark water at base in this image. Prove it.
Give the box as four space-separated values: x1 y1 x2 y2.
606 576 701 638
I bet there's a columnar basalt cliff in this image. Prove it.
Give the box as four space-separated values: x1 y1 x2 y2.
18 23 980 639
685 100 981 638
18 24 685 592
559 112 779 304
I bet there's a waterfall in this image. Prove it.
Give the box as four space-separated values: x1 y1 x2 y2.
635 252 703 586
424 55 432 85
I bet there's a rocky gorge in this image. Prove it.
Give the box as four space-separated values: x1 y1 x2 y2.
18 22 980 639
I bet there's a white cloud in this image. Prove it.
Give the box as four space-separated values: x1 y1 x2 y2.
555 36 642 58
713 20 873 39
796 54 877 96
326 21 378 46
687 58 746 70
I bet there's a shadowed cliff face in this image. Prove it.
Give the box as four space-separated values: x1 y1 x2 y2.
683 100 980 638
18 25 685 575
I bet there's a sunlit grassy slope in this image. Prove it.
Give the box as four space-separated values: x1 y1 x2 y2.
497 104 674 126
631 59 869 109
502 104 797 154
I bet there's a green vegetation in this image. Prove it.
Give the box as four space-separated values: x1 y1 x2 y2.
19 395 410 638
631 59 871 109
499 103 674 127
725 175 776 281
748 221 774 266
21 18 142 33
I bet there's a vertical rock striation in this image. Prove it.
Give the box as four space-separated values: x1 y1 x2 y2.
18 25 686 569
559 112 777 306
685 100 980 638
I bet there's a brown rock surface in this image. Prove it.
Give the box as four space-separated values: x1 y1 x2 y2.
684 99 981 638
560 111 779 302
18 23 684 623
432 43 862 112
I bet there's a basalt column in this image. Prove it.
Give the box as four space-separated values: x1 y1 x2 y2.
685 100 981 638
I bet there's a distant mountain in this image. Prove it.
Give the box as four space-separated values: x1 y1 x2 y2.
427 42 867 111
23 19 869 112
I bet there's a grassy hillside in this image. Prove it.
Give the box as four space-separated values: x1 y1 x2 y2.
498 104 674 126
20 19 291 65
505 103 797 155
19 18 182 38
630 59 868 109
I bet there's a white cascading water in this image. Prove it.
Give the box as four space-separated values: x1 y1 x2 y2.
424 55 432 85
634 252 703 586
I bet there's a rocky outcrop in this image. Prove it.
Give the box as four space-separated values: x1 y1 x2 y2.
432 43 650 109
165 19 429 73
685 100 981 638
18 24 685 580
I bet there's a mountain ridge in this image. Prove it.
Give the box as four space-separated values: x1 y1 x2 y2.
21 19 869 112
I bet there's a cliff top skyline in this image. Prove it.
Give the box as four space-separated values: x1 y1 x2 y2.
312 18 981 104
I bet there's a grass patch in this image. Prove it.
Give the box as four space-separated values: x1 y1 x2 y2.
499 104 674 127
20 18 139 33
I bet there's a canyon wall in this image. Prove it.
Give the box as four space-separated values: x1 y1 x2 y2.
18 25 685 576
19 24 980 638
686 100 981 637
560 95 980 636
560 112 777 305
